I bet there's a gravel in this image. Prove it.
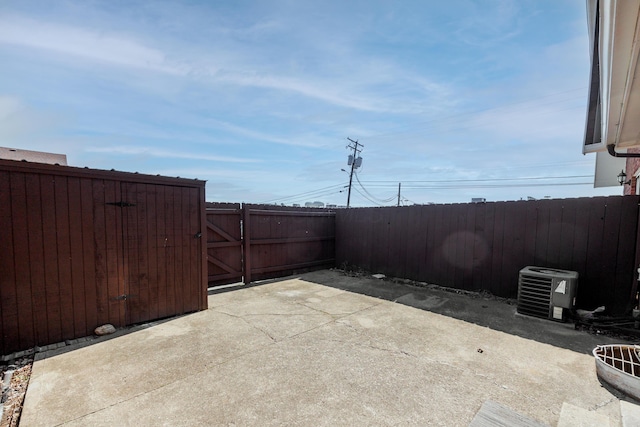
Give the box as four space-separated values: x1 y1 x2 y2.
1 356 34 427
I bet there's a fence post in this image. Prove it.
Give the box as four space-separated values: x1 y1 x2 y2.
243 204 252 284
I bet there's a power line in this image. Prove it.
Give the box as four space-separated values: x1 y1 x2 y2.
261 183 348 204
352 186 389 206
396 182 592 190
354 172 396 203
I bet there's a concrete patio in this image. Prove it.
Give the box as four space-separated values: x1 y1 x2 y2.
20 270 640 426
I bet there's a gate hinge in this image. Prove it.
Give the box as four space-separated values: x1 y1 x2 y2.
106 201 136 208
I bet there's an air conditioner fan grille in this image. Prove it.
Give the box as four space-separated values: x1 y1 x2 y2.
518 273 552 318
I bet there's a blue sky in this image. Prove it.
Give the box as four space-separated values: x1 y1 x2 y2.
0 0 620 206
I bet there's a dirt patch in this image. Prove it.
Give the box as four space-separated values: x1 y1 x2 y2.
1 356 33 427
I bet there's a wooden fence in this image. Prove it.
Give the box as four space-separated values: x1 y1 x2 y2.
336 196 640 315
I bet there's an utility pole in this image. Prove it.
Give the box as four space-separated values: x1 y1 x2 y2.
346 137 363 208
397 182 401 207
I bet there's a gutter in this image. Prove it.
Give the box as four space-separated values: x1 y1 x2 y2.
607 144 640 157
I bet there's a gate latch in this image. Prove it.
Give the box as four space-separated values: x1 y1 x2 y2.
114 294 129 301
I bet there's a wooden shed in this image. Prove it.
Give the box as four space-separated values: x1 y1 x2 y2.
0 159 207 355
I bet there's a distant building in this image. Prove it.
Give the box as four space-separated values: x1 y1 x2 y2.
471 198 486 203
0 147 67 165
305 201 324 208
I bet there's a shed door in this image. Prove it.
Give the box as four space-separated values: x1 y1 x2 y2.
121 182 203 325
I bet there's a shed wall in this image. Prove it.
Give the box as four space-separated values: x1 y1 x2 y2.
0 160 206 354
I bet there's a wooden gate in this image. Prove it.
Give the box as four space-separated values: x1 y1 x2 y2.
206 205 336 287
243 206 336 283
206 205 243 286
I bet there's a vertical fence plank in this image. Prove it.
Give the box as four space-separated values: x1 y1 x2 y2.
544 199 565 267
533 201 550 266
463 204 477 290
558 200 577 269
53 176 75 341
490 202 506 295
0 171 15 352
173 185 185 315
12 172 34 350
479 202 495 292
243 206 252 284
426 204 445 286
6 173 28 351
601 197 624 311
67 177 87 338
80 178 98 334
40 174 62 344
156 185 169 318
104 180 125 327
582 198 607 309
405 206 422 280
451 204 465 288
146 184 160 321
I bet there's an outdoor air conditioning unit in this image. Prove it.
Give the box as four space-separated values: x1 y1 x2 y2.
517 266 578 321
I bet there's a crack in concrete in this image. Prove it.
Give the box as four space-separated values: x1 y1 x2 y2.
588 396 619 411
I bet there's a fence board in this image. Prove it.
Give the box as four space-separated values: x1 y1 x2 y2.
67 177 87 338
5 173 25 349
0 171 13 351
80 178 98 336
405 207 422 280
25 174 49 345
617 196 638 313
490 202 505 294
480 202 495 289
156 185 169 318
54 176 74 341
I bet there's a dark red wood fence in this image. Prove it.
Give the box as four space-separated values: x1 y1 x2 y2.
0 160 207 354
336 196 640 315
243 205 336 283
206 204 336 287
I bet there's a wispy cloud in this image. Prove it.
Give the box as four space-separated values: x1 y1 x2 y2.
86 146 261 163
0 14 449 115
0 15 186 75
